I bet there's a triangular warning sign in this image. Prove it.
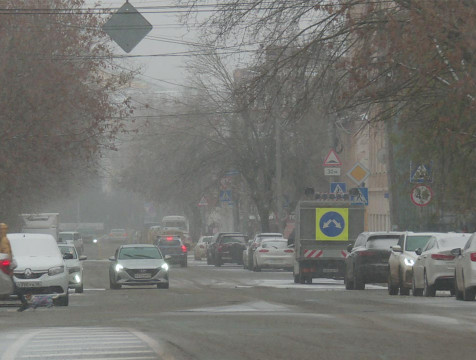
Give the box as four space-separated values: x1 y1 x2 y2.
198 196 208 207
323 150 342 166
334 184 345 195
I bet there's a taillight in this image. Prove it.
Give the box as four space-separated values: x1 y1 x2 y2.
217 245 223 252
431 254 455 260
358 251 375 256
258 249 269 253
470 253 476 262
166 236 174 241
181 245 187 253
0 259 11 275
284 249 294 253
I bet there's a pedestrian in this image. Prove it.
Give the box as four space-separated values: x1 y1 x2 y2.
0 223 29 312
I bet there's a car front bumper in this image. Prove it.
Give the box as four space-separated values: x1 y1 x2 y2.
113 268 169 286
13 272 69 296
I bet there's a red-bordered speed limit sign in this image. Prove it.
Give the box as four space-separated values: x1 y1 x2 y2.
410 185 433 207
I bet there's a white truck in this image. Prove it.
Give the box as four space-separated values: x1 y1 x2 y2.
292 201 365 284
20 213 60 241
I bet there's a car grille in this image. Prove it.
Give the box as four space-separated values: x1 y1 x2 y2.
14 271 47 279
125 269 159 278
68 267 81 274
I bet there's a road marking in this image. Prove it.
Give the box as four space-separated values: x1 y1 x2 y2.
20 350 155 358
182 300 291 313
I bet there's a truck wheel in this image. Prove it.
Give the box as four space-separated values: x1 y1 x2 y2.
353 270 365 290
305 276 312 284
299 272 305 284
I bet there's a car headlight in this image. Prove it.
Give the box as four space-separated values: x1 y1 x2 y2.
404 257 415 266
161 263 169 271
115 264 124 272
48 265 65 276
74 274 81 283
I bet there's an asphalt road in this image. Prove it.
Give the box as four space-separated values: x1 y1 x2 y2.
0 241 475 360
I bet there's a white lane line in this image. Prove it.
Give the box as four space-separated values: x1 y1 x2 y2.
65 358 157 360
1 330 42 360
32 334 135 340
24 344 147 351
129 329 167 359
20 350 155 358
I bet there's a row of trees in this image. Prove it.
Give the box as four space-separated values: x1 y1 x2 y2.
0 0 133 224
120 0 476 233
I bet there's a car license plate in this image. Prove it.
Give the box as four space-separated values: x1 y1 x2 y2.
323 269 338 273
134 273 151 279
16 281 41 288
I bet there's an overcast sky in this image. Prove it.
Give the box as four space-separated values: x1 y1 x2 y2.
95 0 204 91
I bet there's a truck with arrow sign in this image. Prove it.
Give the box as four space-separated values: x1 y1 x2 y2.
291 201 365 283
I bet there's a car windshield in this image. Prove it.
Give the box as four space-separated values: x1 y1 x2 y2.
222 236 247 244
118 247 162 260
202 237 213 243
163 221 187 230
59 233 74 241
366 236 399 250
437 237 469 250
111 229 125 234
261 240 287 249
59 246 77 259
405 235 433 251
157 239 181 247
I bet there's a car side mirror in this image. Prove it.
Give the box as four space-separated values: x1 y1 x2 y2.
415 248 422 256
165 255 172 261
108 256 116 261
450 248 462 257
392 245 403 253
63 253 74 260
79 255 87 261
347 243 353 252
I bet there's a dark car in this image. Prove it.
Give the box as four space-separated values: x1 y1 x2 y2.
344 232 401 290
206 232 240 265
208 233 248 267
154 235 188 267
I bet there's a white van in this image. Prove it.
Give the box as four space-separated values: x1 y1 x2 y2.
58 231 84 254
9 233 70 306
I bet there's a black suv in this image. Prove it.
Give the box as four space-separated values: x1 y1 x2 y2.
208 232 248 267
154 235 188 267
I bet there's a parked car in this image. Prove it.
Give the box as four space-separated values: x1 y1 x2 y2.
252 238 294 272
388 232 439 295
345 232 402 290
154 235 187 267
244 233 283 270
209 233 248 267
109 244 169 289
108 229 129 243
453 232 476 301
207 232 242 265
0 253 14 299
57 244 87 293
9 233 69 306
412 233 470 297
58 231 84 255
194 236 213 260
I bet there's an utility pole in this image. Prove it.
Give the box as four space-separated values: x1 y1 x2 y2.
276 107 283 233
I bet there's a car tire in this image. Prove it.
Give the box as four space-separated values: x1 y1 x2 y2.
157 282 169 289
423 271 436 297
54 292 69 306
344 271 354 290
181 258 187 268
353 269 365 290
206 255 211 265
455 272 463 300
399 287 410 296
462 274 475 301
412 276 423 296
214 256 222 267
252 259 261 272
75 284 84 294
294 273 299 283
109 277 121 290
388 274 398 295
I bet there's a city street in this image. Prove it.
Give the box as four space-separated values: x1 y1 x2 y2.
0 242 475 360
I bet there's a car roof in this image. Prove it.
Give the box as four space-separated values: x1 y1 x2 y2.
120 244 157 248
361 231 404 237
59 231 79 234
257 233 283 236
8 233 56 241
262 237 287 241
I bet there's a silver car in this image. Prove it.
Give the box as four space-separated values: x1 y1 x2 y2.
58 244 87 293
453 232 476 301
388 232 438 295
109 244 169 289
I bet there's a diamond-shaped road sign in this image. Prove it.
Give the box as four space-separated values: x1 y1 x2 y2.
346 162 370 185
102 1 153 53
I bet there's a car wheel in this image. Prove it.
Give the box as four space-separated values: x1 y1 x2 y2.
293 273 299 284
54 292 69 306
423 271 436 297
462 274 476 301
206 255 211 265
214 256 222 267
109 277 121 290
75 284 84 294
157 282 169 289
399 287 410 296
412 276 423 296
353 269 365 290
181 258 188 268
248 257 253 271
298 271 305 284
455 271 463 300
344 271 354 290
388 273 399 295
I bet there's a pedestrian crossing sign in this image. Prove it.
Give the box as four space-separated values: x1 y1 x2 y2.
350 187 369 206
316 208 348 241
330 182 347 195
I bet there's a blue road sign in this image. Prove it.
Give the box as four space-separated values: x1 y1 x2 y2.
319 211 345 238
330 182 347 195
219 190 232 203
351 187 369 206
410 162 432 183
